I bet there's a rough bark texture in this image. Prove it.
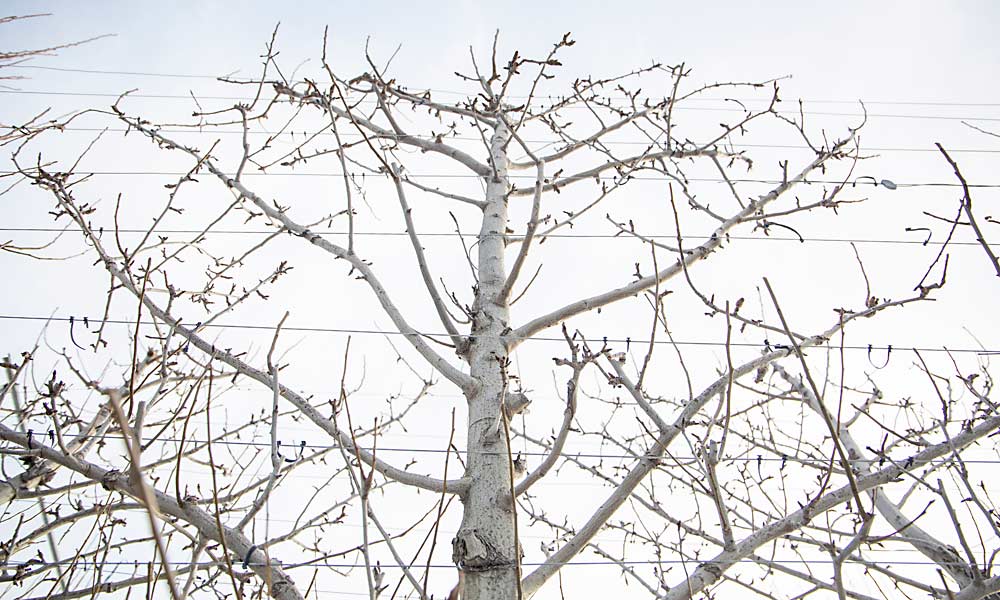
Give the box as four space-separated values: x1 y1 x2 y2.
453 122 519 600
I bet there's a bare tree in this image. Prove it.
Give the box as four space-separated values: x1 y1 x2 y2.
1 13 111 257
1 13 111 80
934 135 1000 281
3 30 998 600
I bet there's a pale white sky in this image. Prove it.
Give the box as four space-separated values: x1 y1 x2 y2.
2 2 1000 599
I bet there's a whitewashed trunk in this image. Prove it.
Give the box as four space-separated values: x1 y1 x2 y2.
452 122 520 600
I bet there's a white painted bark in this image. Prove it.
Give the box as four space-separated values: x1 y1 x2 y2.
0 423 305 600
508 137 855 345
655 413 1000 600
112 121 476 395
275 83 492 177
519 300 920 596
776 365 981 587
452 121 520 600
0 403 111 507
37 174 470 497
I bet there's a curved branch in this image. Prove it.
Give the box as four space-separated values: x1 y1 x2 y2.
657 413 1000 600
777 364 982 588
507 104 665 170
520 287 931 596
110 117 474 393
956 578 1000 600
509 134 856 345
401 175 486 210
521 345 793 596
514 359 578 497
365 75 497 127
0 424 305 600
25 172 470 497
508 148 731 197
936 143 1000 278
273 83 492 177
500 160 543 302
606 357 672 434
390 162 464 349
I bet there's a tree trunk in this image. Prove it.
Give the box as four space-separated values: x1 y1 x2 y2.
453 122 519 600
